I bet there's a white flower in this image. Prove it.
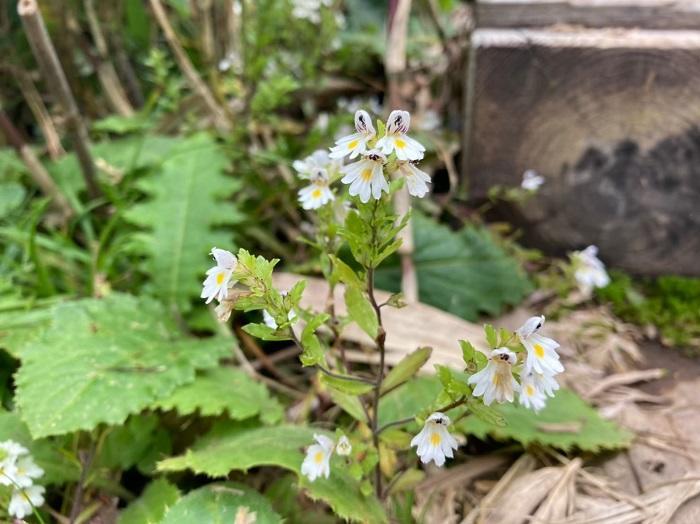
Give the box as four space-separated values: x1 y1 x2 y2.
410 412 459 467
519 373 547 412
329 110 376 160
12 456 44 489
0 440 26 486
335 435 352 456
516 316 564 376
397 161 431 197
521 169 544 191
376 110 425 161
468 348 520 405
201 248 237 304
571 245 610 294
340 149 388 203
532 370 560 397
8 484 45 519
291 0 330 23
301 434 334 482
293 150 338 179
298 169 335 210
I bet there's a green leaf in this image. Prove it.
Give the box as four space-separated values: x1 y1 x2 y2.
155 367 283 424
14 294 229 438
378 377 442 428
300 313 329 367
0 181 26 218
484 324 498 348
0 306 53 359
158 425 385 523
125 134 241 312
329 255 363 288
459 389 633 452
242 322 291 341
381 347 432 394
98 414 172 473
374 213 532 321
118 479 180 524
329 389 367 422
161 483 282 524
344 286 378 338
460 339 487 372
320 373 374 395
466 399 506 427
0 411 79 485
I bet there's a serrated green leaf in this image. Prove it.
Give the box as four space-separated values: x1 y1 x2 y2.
300 313 329 367
459 389 633 452
329 255 363 288
344 286 378 338
155 367 283 424
374 213 532 320
14 294 229 438
99 414 172 472
157 425 386 523
125 134 241 312
484 324 498 348
0 411 79 485
161 483 282 524
381 347 432 394
118 479 180 524
320 373 374 395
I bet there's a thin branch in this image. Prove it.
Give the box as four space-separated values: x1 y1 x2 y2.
148 0 232 133
68 438 97 524
377 396 468 435
0 106 74 221
17 0 102 200
385 0 418 302
84 0 134 116
11 66 64 159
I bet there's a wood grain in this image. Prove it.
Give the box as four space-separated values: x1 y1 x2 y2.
477 0 700 30
463 27 700 275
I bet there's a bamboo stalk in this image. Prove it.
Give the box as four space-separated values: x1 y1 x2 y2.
0 106 74 220
385 0 418 303
148 0 232 133
83 0 135 117
11 66 65 160
17 0 102 200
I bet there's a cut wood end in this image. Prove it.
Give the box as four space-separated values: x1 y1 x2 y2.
17 0 37 16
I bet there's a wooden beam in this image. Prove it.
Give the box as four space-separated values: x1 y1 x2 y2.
476 0 700 30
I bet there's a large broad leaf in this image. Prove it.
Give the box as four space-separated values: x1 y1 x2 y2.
0 411 79 485
124 133 242 312
374 213 532 320
14 294 229 438
161 483 282 524
158 425 386 523
118 478 180 524
458 389 633 452
155 367 283 424
0 306 54 359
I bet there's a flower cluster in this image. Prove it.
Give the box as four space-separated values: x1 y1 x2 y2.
469 316 563 412
0 440 45 520
295 109 431 208
570 245 610 295
301 434 352 482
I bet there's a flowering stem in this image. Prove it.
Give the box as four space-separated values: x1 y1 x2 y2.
376 396 468 435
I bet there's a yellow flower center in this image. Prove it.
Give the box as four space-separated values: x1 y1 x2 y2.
395 138 406 149
492 373 503 386
314 451 325 464
361 169 373 182
430 432 442 446
534 344 545 358
312 188 322 198
348 139 359 150
216 272 225 285
526 385 535 396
